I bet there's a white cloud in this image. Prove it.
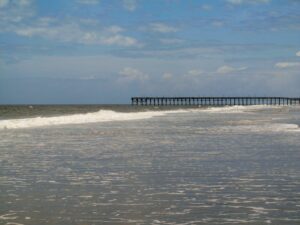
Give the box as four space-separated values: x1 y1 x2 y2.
123 0 137 11
149 23 178 33
79 18 99 26
217 65 247 74
118 45 223 59
159 38 184 45
227 0 270 5
77 0 100 5
211 20 224 27
0 0 9 8
162 73 173 80
119 67 148 81
101 34 139 47
81 32 98 43
17 0 32 6
106 25 124 34
37 17 57 26
1 6 140 48
275 62 300 68
15 27 50 37
227 0 241 4
296 51 300 57
13 22 140 47
186 69 203 77
0 0 32 7
201 4 212 11
0 0 34 23
79 75 97 80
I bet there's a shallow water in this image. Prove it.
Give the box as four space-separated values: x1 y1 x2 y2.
0 105 300 224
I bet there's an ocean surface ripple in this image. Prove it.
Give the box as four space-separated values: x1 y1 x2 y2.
0 105 300 225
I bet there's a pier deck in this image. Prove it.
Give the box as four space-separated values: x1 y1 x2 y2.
131 97 300 106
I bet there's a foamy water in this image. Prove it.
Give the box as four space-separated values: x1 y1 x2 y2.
201 105 284 113
0 109 191 129
0 105 291 130
1 105 300 225
196 121 300 134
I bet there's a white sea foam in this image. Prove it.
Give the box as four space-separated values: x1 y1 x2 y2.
201 105 283 113
0 213 18 220
0 105 296 130
0 109 190 130
237 123 300 133
205 123 300 133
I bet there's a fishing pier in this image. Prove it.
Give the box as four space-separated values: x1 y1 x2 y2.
131 97 300 106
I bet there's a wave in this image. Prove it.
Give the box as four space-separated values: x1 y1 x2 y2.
199 123 300 134
248 123 300 133
0 109 190 130
0 105 295 130
201 105 284 113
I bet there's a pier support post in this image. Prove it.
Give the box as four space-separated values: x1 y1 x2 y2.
131 97 297 107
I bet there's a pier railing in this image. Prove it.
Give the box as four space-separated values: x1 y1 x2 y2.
131 97 300 106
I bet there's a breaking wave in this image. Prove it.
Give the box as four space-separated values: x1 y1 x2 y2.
0 109 190 130
212 123 300 133
201 105 283 113
0 105 295 130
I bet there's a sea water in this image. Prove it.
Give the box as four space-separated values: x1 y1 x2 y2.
0 105 300 225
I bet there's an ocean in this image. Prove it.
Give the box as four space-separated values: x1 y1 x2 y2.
0 105 300 225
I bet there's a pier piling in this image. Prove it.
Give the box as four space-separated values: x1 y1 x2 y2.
131 97 300 106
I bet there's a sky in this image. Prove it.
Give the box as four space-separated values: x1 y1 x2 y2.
0 0 300 104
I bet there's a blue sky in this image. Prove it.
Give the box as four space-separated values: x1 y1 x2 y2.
0 0 300 104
